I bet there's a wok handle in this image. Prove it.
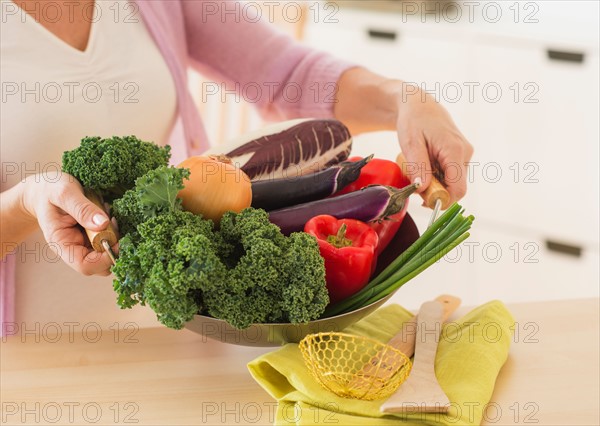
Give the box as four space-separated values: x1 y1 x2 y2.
83 189 118 253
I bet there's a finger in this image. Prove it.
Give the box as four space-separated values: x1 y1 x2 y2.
445 160 468 202
456 142 474 201
397 130 432 194
111 216 120 234
53 187 109 232
81 251 113 276
438 145 469 202
111 241 120 257
57 243 114 276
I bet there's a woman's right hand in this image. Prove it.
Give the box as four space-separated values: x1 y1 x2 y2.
21 172 116 276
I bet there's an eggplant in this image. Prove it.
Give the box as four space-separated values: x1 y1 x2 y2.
268 183 420 235
203 119 352 181
251 155 373 210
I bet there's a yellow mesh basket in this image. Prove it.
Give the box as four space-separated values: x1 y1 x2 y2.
299 332 412 401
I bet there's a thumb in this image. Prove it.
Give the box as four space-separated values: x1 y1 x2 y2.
57 189 110 231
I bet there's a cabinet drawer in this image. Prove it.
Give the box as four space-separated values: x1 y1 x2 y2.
388 206 480 311
469 226 599 303
389 213 599 310
467 42 599 245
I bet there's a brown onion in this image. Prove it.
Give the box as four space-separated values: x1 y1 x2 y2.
177 155 252 222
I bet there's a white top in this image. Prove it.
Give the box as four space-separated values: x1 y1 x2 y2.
1 0 177 328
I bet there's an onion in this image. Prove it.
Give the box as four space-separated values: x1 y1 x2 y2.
177 155 252 222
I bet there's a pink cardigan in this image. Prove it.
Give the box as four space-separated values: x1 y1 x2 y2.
0 0 355 334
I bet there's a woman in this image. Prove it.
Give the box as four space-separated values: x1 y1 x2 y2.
0 0 472 332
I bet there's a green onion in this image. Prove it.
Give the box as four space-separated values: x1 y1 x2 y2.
322 203 473 317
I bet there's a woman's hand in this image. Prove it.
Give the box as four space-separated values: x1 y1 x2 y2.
19 173 116 276
334 67 473 203
395 84 473 202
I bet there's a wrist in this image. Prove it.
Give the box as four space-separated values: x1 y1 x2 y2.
0 180 38 255
367 78 428 130
335 68 401 133
20 176 40 223
377 78 406 125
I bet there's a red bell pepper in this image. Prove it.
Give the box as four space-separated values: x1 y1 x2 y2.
304 215 379 304
336 157 411 255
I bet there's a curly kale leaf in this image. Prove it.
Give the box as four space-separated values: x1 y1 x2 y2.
112 209 229 329
112 166 190 237
201 208 329 329
135 166 189 216
143 232 227 330
62 135 171 200
280 232 330 323
112 179 328 330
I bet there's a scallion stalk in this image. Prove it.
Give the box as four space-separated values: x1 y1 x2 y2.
366 204 462 288
322 203 473 317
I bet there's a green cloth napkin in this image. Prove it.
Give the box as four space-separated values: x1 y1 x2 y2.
248 301 514 425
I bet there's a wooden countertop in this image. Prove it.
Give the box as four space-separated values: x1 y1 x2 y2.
1 298 598 425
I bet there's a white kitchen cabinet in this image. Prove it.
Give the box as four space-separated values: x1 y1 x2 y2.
305 4 599 242
469 226 600 303
387 220 600 310
385 225 480 310
350 131 398 162
304 7 474 147
304 3 599 303
468 38 600 248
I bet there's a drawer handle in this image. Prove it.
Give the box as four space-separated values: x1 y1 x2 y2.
367 29 397 41
545 240 583 257
547 49 585 63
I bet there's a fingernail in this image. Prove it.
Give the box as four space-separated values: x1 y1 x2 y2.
414 177 422 187
93 214 108 226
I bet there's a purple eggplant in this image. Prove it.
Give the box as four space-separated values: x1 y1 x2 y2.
203 119 352 181
268 183 420 235
251 155 373 210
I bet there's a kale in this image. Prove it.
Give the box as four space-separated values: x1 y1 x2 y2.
61 135 330 330
112 166 190 237
113 196 328 329
112 209 228 329
200 209 329 329
62 135 171 201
